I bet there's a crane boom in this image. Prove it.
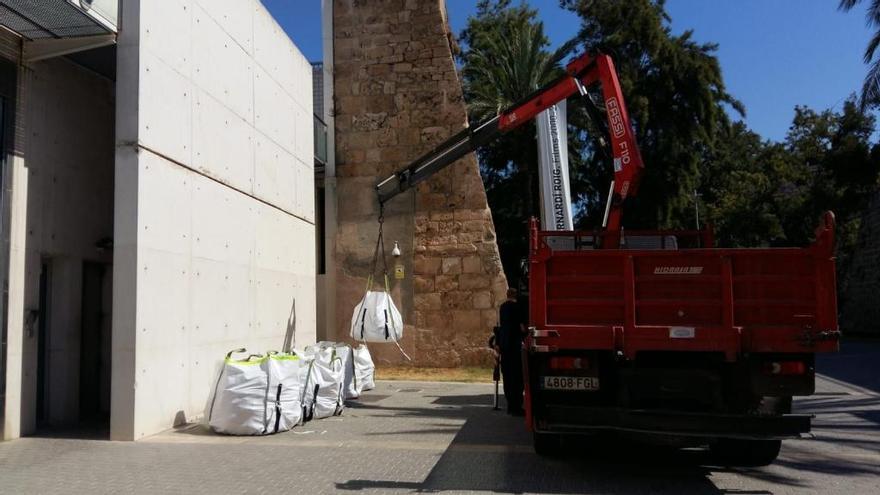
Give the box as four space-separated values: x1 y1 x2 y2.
375 52 644 246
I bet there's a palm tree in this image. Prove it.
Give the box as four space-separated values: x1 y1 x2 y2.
839 0 880 106
462 22 577 121
460 8 577 218
457 1 578 281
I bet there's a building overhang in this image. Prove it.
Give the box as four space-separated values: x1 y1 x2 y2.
0 0 117 62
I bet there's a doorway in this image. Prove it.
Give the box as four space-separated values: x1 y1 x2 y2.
79 262 112 424
22 52 116 436
35 261 50 425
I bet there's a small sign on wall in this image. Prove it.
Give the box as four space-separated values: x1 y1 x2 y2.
394 264 405 280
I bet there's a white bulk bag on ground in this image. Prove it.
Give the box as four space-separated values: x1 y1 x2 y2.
335 344 359 400
297 353 316 422
208 351 269 435
302 345 345 420
353 345 376 392
308 342 361 400
264 352 305 434
350 291 403 343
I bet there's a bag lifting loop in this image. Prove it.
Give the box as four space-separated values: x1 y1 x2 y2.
367 203 390 292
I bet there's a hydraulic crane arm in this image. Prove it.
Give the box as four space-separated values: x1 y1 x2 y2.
376 52 644 240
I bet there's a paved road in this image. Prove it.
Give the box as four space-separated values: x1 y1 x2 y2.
0 341 878 494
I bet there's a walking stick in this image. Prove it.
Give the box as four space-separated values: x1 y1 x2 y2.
492 358 501 410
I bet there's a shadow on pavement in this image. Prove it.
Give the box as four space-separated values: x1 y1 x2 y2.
29 420 109 441
816 340 880 393
335 394 784 494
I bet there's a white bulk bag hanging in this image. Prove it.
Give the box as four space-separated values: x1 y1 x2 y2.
349 210 409 360
353 345 376 392
264 352 305 434
208 350 269 435
351 289 404 344
302 345 345 420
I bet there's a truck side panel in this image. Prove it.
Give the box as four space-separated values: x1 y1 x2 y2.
529 227 839 358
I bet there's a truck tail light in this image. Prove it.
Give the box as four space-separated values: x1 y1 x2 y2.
549 357 588 370
763 361 807 376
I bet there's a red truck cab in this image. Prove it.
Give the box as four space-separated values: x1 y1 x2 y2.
524 213 839 465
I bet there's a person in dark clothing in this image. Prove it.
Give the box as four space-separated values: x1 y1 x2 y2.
498 288 526 415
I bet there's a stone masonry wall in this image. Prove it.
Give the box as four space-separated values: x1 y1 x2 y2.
842 192 880 335
332 0 508 366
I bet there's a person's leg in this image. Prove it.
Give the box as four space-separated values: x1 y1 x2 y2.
501 355 524 414
500 357 516 413
508 361 524 413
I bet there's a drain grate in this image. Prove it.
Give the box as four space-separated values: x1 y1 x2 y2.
353 394 390 403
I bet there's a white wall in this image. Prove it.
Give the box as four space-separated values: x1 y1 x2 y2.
114 0 316 440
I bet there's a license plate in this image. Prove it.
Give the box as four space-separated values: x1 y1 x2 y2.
541 376 600 391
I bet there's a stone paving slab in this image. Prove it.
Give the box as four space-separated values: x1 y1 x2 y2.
1 372 879 494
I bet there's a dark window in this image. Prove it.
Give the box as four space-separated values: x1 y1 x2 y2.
316 186 326 275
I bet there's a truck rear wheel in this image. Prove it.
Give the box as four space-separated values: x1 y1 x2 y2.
711 438 781 467
533 432 561 456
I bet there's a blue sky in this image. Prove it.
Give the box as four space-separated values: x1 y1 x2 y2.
264 0 873 142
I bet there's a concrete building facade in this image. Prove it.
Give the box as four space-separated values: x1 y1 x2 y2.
1 0 317 441
322 0 508 367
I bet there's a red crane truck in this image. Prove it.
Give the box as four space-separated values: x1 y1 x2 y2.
376 51 840 466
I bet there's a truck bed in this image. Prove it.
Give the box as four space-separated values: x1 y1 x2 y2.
528 213 839 360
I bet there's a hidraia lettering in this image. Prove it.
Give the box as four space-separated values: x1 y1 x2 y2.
653 266 704 275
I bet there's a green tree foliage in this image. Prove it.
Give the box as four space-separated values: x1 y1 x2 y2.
699 123 791 247
838 0 880 106
702 100 880 283
784 102 880 266
561 0 743 228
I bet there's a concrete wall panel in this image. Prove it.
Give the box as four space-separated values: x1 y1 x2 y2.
194 0 254 55
140 0 192 77
192 89 255 194
294 106 313 168
253 206 294 273
253 6 302 102
254 132 296 215
192 5 254 123
138 151 192 256
132 242 191 435
190 258 239 342
191 175 252 264
115 0 317 439
296 161 315 223
139 50 192 166
136 249 191 354
253 64 297 156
